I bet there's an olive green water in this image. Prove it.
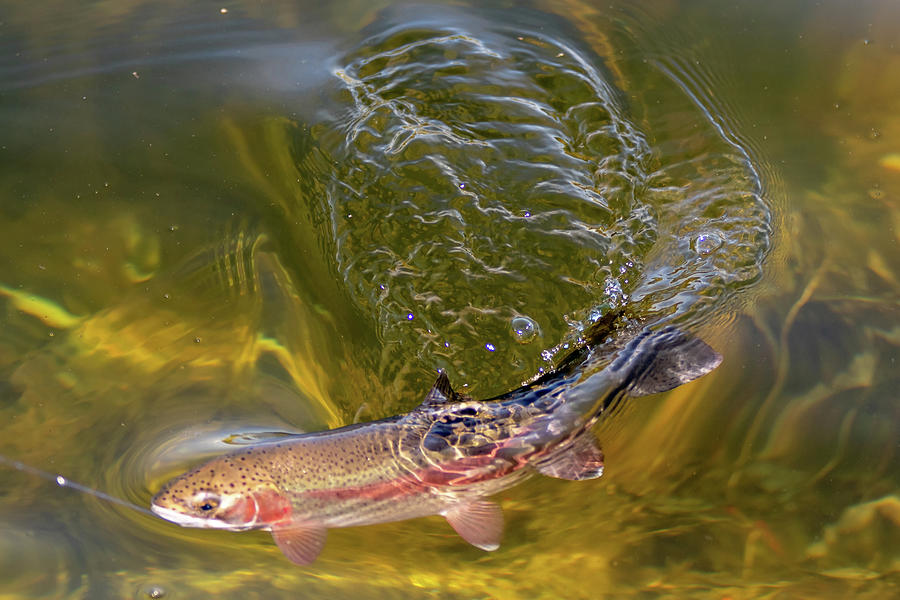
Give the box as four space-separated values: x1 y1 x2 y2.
0 0 897 598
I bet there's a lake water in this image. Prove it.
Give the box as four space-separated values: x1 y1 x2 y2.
0 0 897 598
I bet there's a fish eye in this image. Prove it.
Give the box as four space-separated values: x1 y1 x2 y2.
191 492 221 513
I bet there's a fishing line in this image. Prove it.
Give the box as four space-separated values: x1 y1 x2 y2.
0 453 157 517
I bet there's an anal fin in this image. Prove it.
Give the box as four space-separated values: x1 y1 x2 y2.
444 500 503 551
534 433 604 480
271 522 328 566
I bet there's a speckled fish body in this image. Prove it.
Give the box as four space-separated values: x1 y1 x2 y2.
151 320 722 565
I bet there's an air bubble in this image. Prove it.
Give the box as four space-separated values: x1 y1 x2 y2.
143 586 166 599
693 233 723 256
603 279 625 305
510 316 540 344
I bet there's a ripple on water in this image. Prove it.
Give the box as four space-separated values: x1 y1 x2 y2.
305 17 655 384
288 8 769 389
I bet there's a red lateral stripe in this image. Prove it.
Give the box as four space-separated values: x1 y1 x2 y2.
293 451 527 507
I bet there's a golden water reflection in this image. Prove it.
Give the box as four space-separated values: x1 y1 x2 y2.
0 0 897 598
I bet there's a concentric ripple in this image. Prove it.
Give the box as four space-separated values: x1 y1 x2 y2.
312 23 655 381
293 10 770 388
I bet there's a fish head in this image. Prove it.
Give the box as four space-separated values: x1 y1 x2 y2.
151 451 292 531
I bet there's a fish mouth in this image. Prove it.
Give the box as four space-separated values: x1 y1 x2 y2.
150 503 256 531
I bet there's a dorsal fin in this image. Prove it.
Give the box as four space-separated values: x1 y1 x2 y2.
420 370 456 406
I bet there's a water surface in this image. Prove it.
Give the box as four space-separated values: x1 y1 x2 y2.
0 0 897 598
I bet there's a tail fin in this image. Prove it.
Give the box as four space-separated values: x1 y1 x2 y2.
613 327 722 397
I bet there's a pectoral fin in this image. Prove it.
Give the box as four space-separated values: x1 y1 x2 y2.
271 522 328 565
444 500 503 551
535 433 605 480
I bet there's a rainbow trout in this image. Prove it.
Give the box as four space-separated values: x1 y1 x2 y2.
151 317 721 565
